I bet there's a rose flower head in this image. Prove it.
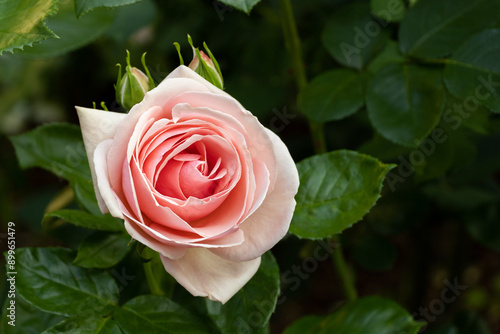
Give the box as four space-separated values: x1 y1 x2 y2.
76 48 299 303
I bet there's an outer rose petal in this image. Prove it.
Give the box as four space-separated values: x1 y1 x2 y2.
76 107 126 213
166 65 232 98
160 248 261 304
211 129 299 262
93 140 124 218
123 221 186 260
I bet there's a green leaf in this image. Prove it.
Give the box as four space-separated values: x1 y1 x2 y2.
113 295 213 334
290 150 395 239
15 247 119 317
44 209 124 232
398 0 498 58
366 63 446 147
442 94 492 134
283 296 424 334
217 0 260 13
9 123 100 214
367 40 405 74
282 316 325 334
42 315 121 334
16 1 114 58
443 29 500 113
462 107 491 134
412 126 454 182
74 231 132 268
322 0 389 70
205 252 280 333
353 235 397 271
1 294 63 334
298 69 365 122
370 0 406 22
75 0 143 17
0 0 59 55
10 123 89 180
73 179 101 215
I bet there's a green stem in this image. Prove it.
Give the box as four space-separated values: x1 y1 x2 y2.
280 0 307 91
280 0 358 301
309 121 328 154
142 250 175 298
331 236 358 301
143 259 166 297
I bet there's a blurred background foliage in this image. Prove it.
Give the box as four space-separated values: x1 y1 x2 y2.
1 0 500 332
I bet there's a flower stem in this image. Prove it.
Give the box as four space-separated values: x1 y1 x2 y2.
45 186 74 213
280 0 358 301
331 235 358 301
309 120 328 154
280 0 307 91
142 250 175 298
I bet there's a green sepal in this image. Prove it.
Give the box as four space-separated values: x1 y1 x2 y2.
173 42 184 65
141 52 155 89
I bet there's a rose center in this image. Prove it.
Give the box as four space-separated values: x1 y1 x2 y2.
155 145 227 199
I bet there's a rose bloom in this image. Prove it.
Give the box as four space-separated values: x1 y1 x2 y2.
77 66 299 303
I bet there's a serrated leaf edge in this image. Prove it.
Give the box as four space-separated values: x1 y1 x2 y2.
0 0 60 56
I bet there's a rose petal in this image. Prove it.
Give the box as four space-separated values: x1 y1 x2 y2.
165 65 231 98
93 140 124 218
211 130 299 261
123 205 246 248
160 248 261 303
76 107 126 212
123 220 186 260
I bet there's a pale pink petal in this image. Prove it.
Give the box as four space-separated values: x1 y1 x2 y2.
245 158 271 217
93 140 123 218
123 204 245 248
165 65 231 98
160 248 261 303
76 107 126 154
212 130 299 262
76 107 126 212
123 220 186 260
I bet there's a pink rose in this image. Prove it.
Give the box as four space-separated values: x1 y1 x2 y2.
76 66 299 303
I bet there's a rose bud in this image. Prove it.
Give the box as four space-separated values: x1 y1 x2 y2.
77 65 299 304
185 35 224 89
115 51 155 111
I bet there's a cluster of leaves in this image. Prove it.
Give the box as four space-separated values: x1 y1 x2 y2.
2 0 500 333
293 0 500 331
307 0 500 251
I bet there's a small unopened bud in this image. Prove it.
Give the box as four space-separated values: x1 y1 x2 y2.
115 51 155 111
183 35 224 89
